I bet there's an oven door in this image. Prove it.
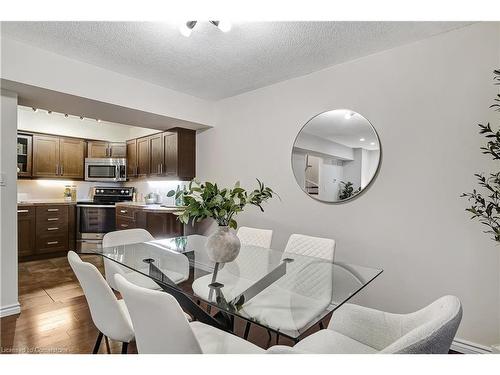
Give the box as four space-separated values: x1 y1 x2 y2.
77 204 116 241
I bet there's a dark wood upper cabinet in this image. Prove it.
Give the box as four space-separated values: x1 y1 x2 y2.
109 143 126 158
126 139 137 178
87 141 126 158
17 134 32 178
137 136 150 177
163 128 196 180
32 134 60 178
149 133 164 176
59 137 85 178
87 141 108 158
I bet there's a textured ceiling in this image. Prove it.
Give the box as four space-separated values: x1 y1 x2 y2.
1 21 470 100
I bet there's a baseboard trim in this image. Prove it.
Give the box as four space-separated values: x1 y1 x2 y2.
0 303 21 318
451 338 492 354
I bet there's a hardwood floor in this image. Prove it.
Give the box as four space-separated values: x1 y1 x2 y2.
1 255 324 354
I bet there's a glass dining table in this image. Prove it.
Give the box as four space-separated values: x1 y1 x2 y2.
80 235 382 343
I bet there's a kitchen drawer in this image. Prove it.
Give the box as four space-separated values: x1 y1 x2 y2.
116 216 136 230
36 233 69 254
36 205 69 220
17 206 35 217
116 206 136 219
36 221 69 235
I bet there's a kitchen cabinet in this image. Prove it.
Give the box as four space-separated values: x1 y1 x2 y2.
136 136 150 177
17 134 32 178
149 133 164 176
126 139 137 178
18 203 76 261
17 206 36 258
87 141 126 158
163 128 196 180
33 135 85 179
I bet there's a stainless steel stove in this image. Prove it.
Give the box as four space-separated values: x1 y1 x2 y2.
77 186 134 249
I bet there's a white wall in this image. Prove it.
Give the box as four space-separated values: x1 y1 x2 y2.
295 132 354 160
0 90 20 317
198 23 500 347
18 106 158 142
1 36 214 126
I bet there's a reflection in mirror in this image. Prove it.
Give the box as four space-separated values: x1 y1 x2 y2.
292 109 380 203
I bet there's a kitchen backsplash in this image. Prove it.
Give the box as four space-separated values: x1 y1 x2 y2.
17 179 189 203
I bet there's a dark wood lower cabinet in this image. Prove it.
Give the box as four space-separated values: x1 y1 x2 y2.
115 204 183 239
18 204 76 261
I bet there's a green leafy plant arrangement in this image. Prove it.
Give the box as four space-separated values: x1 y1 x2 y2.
461 69 500 242
167 179 277 229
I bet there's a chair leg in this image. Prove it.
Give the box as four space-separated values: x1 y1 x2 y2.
92 332 103 354
243 321 251 340
104 336 111 354
121 342 128 354
319 321 324 330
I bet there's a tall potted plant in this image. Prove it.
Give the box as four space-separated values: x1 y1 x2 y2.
462 69 500 241
168 179 277 263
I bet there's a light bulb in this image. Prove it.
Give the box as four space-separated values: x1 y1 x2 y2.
359 138 365 142
179 21 197 37
217 21 232 32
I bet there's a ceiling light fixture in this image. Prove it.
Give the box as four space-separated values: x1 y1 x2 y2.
179 21 197 37
32 107 38 112
96 119 101 123
360 138 365 142
64 114 69 118
370 142 376 146
80 116 84 120
180 21 232 37
47 110 52 114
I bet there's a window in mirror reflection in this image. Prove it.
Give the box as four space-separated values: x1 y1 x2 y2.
292 109 380 203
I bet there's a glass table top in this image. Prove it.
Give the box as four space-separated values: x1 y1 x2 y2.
81 235 382 339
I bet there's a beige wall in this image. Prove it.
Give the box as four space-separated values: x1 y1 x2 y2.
197 23 500 347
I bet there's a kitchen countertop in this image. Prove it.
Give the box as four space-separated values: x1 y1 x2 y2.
18 199 78 206
116 201 185 212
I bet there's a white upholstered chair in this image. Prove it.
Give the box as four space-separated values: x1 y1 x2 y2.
67 251 134 354
237 226 273 248
267 296 462 354
103 228 188 291
114 274 264 354
240 233 336 341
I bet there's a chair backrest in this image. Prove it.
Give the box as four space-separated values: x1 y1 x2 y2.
237 226 273 249
114 274 202 354
381 295 463 354
284 234 335 262
102 228 155 290
67 251 134 342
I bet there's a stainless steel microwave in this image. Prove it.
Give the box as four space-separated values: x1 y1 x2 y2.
85 158 127 182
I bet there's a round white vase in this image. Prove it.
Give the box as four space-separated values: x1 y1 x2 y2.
206 226 241 263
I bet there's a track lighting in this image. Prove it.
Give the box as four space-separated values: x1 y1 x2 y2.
47 110 52 114
64 114 69 118
179 21 231 37
80 116 84 120
32 107 38 112
96 119 101 123
179 21 197 37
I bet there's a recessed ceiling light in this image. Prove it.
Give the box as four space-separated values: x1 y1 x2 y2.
360 138 365 142
216 21 232 33
370 142 376 146
179 21 197 37
96 119 101 123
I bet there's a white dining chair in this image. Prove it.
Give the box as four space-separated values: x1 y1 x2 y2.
103 228 169 291
67 251 134 354
114 274 264 354
240 233 336 341
266 296 463 354
237 226 273 248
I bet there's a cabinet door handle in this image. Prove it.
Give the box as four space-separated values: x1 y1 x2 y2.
47 227 59 231
47 208 59 212
47 241 59 245
56 165 59 175
47 218 59 221
17 209 29 213
120 223 129 228
120 210 127 214
60 165 64 175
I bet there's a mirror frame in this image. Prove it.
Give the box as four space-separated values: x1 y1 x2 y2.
291 109 383 204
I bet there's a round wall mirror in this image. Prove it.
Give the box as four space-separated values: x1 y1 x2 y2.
291 109 381 203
